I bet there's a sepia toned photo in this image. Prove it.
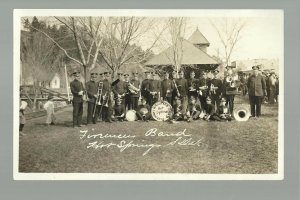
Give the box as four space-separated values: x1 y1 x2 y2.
14 9 283 180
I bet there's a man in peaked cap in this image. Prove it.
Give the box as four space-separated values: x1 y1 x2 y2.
112 70 127 112
85 68 99 124
247 65 267 118
148 71 161 107
130 71 141 111
123 71 131 111
187 71 198 100
141 71 151 105
197 70 209 109
161 71 174 104
175 70 189 119
70 68 85 128
209 69 223 110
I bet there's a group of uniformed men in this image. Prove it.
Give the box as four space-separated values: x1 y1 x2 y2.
69 64 276 128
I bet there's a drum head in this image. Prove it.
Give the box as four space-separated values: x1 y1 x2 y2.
151 101 173 121
126 110 137 121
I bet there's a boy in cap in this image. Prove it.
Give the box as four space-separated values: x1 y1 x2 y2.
203 97 221 121
43 95 56 126
136 97 151 122
247 65 267 118
222 65 236 117
186 96 202 122
216 97 232 121
70 69 85 128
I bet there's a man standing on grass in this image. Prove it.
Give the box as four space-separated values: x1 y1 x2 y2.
247 65 267 119
85 69 99 125
70 69 85 128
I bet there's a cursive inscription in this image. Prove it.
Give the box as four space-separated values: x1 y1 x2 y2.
145 128 191 137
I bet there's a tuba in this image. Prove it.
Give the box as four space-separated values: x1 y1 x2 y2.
233 105 251 121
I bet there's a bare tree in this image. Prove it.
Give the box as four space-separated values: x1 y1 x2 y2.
98 17 163 78
25 17 105 83
153 17 188 75
210 18 247 66
21 32 63 111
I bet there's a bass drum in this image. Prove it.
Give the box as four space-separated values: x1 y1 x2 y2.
151 101 173 121
126 110 137 121
233 105 251 122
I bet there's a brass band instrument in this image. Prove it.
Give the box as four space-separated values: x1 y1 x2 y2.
233 105 251 122
93 81 103 118
128 82 140 95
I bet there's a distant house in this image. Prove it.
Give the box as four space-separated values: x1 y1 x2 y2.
50 73 61 89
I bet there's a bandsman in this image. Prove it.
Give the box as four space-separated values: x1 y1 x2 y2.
99 71 113 123
222 66 237 117
123 72 131 111
209 69 223 110
85 69 99 124
175 70 189 119
141 71 151 105
187 71 198 100
197 71 209 109
161 71 174 104
129 71 141 111
112 71 127 106
148 71 161 107
70 69 85 128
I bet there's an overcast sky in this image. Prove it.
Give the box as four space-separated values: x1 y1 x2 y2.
20 10 283 63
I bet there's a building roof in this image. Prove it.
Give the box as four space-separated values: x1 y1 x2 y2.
188 27 210 45
144 38 218 67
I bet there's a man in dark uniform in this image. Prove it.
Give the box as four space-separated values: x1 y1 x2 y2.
187 71 198 100
112 71 127 106
123 72 131 111
209 69 223 110
70 69 85 128
148 71 161 107
222 66 237 117
197 71 209 109
171 70 178 108
85 69 99 124
175 70 189 119
100 71 113 123
129 71 141 111
141 71 151 105
247 65 267 118
161 71 174 104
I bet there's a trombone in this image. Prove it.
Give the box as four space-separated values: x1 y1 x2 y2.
93 81 103 118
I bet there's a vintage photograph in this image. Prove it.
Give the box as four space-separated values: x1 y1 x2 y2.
14 9 283 180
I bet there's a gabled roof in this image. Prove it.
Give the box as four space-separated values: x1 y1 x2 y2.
144 38 218 66
188 27 210 45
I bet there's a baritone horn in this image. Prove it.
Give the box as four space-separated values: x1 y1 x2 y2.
233 105 251 122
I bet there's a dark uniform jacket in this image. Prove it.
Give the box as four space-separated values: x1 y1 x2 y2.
209 78 223 96
141 79 151 98
161 79 174 98
86 80 98 103
112 79 127 97
204 104 216 115
197 78 209 96
187 78 198 97
130 79 141 97
149 79 161 94
175 78 188 97
102 79 112 98
247 74 266 96
70 79 84 103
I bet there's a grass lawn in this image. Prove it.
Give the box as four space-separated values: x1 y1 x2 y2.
18 96 278 174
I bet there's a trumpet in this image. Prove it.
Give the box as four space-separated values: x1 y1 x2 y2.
128 82 140 94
